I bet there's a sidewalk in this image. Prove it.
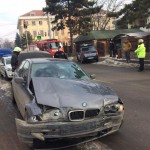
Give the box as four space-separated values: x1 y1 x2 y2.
94 56 150 68
68 55 150 68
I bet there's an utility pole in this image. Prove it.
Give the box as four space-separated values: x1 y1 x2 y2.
45 0 51 39
47 13 51 39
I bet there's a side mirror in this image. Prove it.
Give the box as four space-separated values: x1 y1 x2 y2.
90 74 96 79
14 77 24 84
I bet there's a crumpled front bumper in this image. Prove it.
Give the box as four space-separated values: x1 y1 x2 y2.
16 114 123 145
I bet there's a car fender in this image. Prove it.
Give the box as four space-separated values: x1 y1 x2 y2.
25 101 42 117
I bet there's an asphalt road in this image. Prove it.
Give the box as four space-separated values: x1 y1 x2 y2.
80 63 150 150
0 62 150 150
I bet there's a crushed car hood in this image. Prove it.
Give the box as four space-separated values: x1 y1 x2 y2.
32 77 118 108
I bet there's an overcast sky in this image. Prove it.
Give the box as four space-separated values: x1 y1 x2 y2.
0 0 132 41
0 0 46 41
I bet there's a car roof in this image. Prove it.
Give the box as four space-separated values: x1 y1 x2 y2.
2 56 11 59
18 51 52 66
26 58 70 64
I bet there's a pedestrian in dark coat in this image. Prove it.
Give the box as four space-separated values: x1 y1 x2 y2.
109 40 114 57
11 47 22 72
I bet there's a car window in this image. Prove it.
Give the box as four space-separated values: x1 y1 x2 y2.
1 58 4 65
48 42 61 49
88 46 96 51
81 46 96 52
18 61 30 81
5 58 11 65
82 47 89 51
31 62 90 80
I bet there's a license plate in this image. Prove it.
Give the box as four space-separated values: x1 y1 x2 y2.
61 121 96 135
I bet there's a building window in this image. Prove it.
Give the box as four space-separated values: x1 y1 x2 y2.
40 30 44 37
23 21 28 26
39 21 43 25
32 21 36 26
33 31 37 37
45 32 47 36
30 12 35 16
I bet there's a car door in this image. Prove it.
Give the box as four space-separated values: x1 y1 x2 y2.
13 60 32 117
0 58 5 76
0 58 3 75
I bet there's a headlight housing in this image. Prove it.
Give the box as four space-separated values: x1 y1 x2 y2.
27 109 63 123
104 103 124 114
40 109 63 121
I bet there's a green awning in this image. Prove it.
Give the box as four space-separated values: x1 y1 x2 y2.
73 29 144 43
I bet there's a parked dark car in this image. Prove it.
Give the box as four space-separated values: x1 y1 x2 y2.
18 50 52 66
12 58 124 148
77 44 99 63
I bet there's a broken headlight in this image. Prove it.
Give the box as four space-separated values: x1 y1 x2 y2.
104 103 124 114
40 109 63 121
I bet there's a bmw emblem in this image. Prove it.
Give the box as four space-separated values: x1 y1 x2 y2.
82 102 87 107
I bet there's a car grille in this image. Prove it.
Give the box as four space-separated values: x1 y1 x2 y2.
85 109 100 118
69 110 84 121
69 109 100 121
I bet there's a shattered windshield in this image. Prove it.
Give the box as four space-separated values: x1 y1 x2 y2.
31 61 90 80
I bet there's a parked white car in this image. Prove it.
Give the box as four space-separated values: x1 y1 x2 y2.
0 56 13 79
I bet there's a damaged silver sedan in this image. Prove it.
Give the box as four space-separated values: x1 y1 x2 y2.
11 58 124 148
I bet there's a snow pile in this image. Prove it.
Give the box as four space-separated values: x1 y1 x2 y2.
95 58 139 68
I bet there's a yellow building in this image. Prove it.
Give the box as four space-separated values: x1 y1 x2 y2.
17 10 70 44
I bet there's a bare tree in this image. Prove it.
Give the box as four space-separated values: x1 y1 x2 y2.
2 39 14 49
92 0 124 30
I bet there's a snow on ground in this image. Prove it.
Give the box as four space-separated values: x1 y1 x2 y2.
0 79 11 97
94 57 150 68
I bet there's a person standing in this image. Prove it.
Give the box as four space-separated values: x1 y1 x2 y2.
134 39 146 72
11 47 22 72
109 40 114 57
122 39 132 63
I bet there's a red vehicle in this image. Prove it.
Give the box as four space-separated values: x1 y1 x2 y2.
37 39 64 56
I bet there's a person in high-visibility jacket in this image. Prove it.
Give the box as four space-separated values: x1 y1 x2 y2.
134 39 146 72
